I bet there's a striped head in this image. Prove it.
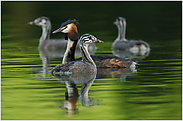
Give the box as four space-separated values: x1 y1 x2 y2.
28 16 51 28
79 34 103 46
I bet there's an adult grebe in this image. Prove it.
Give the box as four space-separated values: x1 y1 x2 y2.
53 19 136 68
112 17 150 55
28 17 96 56
51 34 103 75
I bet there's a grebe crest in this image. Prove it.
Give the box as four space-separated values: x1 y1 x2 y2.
53 19 78 34
53 19 79 41
60 19 78 33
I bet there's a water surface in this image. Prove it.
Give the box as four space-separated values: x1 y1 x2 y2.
1 1 182 120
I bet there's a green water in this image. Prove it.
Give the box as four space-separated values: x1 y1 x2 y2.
1 1 182 120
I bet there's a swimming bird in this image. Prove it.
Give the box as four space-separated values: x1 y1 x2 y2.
28 16 96 57
52 19 136 68
112 17 150 56
51 34 103 75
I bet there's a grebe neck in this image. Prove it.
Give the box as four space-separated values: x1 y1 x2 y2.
62 38 77 64
62 28 79 64
39 25 51 47
80 43 96 68
115 21 127 42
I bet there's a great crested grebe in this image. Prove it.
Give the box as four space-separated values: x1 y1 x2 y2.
51 34 103 75
53 19 136 68
28 17 96 57
112 17 150 55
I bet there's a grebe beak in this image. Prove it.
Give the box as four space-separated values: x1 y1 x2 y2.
113 18 118 25
96 39 104 43
92 38 104 43
28 21 34 25
52 25 68 33
28 19 40 25
52 28 62 33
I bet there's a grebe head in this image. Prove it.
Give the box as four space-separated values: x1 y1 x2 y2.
114 17 126 28
53 19 79 41
53 19 78 34
80 34 103 45
79 34 103 63
28 16 51 27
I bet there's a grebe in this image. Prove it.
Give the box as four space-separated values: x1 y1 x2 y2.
51 34 103 75
53 19 136 68
53 19 79 64
112 17 150 56
28 17 96 57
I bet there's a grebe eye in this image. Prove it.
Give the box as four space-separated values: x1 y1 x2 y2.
91 36 96 41
88 40 92 43
64 26 68 29
88 36 92 39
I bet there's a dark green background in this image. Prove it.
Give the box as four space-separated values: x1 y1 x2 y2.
1 1 182 120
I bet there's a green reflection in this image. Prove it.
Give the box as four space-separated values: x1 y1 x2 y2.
1 1 182 120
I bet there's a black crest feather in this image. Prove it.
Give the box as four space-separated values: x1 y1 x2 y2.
60 19 79 28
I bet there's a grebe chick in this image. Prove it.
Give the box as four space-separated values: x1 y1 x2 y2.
112 17 150 55
28 17 96 57
51 34 103 75
53 19 137 68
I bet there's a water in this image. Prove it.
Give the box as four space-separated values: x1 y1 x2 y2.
1 1 182 120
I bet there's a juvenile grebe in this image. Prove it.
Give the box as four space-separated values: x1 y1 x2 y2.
112 17 150 56
51 34 103 75
53 19 136 68
28 17 96 57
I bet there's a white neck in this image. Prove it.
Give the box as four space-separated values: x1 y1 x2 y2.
39 26 50 47
80 43 96 68
62 38 74 64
